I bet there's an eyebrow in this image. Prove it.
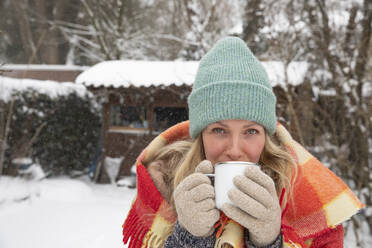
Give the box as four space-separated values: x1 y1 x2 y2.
243 123 259 128
213 121 259 128
214 121 228 127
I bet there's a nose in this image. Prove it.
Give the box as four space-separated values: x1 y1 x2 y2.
225 135 243 161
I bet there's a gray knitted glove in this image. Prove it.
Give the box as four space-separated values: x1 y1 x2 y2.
173 160 220 237
221 165 281 247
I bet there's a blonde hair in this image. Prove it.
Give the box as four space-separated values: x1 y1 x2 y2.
173 137 204 188
260 133 297 206
174 132 297 207
143 140 192 205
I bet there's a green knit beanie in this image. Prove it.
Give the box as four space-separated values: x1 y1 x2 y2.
188 36 277 138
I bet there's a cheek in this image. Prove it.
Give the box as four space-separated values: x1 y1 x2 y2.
202 134 226 162
244 138 265 162
204 142 225 161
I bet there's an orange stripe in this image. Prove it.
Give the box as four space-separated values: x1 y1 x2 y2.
157 201 177 223
161 121 190 144
286 167 323 221
301 158 347 205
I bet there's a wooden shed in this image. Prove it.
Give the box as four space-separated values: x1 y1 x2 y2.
76 60 308 183
76 61 197 183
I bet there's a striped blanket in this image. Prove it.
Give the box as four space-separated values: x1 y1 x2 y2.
122 121 363 248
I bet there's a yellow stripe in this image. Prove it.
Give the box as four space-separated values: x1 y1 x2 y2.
215 221 244 248
276 124 312 166
324 189 362 226
142 136 167 162
283 240 302 248
142 206 175 248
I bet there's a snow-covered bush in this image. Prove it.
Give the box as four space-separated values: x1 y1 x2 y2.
1 89 101 177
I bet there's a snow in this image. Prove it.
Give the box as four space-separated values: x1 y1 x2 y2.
76 60 308 88
12 157 33 165
0 176 136 248
262 3 357 34
262 61 308 87
116 177 136 188
363 82 372 97
0 76 88 101
104 157 123 184
76 60 199 88
17 163 46 181
0 174 370 247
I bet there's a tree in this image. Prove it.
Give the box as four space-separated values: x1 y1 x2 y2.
241 0 266 54
253 0 372 244
166 0 239 60
240 0 371 244
54 0 240 63
1 0 241 64
0 99 14 175
55 0 157 63
303 1 372 242
0 0 81 64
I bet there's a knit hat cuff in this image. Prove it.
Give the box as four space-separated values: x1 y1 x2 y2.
188 81 277 138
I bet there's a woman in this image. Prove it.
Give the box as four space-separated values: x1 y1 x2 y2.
122 37 363 248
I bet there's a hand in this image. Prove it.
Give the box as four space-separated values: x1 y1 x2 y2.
221 166 281 246
173 160 220 237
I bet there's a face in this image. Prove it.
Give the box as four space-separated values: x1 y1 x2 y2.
202 119 265 165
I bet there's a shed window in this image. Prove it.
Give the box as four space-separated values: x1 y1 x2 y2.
154 107 188 132
111 106 148 128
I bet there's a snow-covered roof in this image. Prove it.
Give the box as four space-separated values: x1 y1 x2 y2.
76 61 199 88
0 76 87 101
76 60 308 88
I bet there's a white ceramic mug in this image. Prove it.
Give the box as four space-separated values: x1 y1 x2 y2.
211 161 259 209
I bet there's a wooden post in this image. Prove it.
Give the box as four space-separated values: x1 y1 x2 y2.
148 104 154 135
0 99 15 175
93 95 111 182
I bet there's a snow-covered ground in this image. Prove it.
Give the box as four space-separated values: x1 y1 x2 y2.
0 175 370 247
0 176 136 248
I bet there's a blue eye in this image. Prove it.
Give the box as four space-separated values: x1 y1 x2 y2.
212 128 225 134
247 129 258 135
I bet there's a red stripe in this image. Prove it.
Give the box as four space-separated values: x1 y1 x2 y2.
137 164 163 209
